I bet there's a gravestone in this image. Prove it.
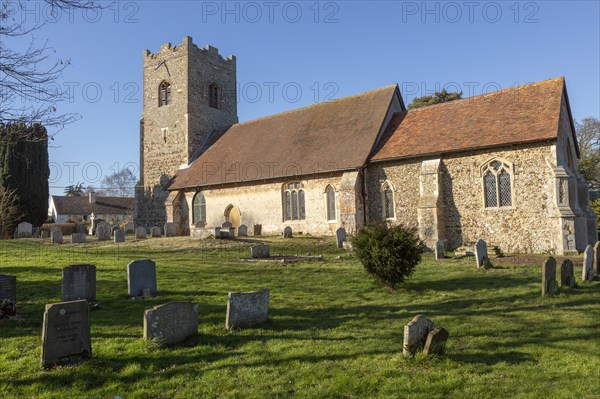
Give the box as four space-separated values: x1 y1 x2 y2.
127 259 157 298
143 301 199 345
582 244 595 282
250 243 270 259
0 274 17 317
111 226 120 235
62 264 96 302
283 226 292 238
342 241 353 251
17 222 33 238
253 224 262 236
214 227 222 238
135 226 146 239
124 222 135 234
164 223 176 237
41 230 50 239
435 240 444 260
226 288 270 329
594 241 600 275
228 227 235 238
71 233 87 244
475 239 488 268
222 221 233 229
422 327 449 356
403 314 435 357
542 257 559 297
96 222 111 241
151 226 161 237
336 227 346 249
114 230 125 243
51 230 63 244
238 224 248 237
40 300 91 368
560 259 576 288
75 224 87 234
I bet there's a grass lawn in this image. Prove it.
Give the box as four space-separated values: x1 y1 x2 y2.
0 236 599 399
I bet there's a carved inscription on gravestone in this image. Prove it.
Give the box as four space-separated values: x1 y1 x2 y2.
226 289 270 329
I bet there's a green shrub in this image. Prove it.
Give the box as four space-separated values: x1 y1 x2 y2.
351 223 424 289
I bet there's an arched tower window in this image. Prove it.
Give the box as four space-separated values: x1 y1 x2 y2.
208 83 219 109
159 81 171 107
381 181 395 219
325 185 336 221
283 182 305 221
481 159 513 208
192 192 206 226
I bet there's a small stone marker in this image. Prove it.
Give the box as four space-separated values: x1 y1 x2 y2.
127 259 157 298
475 239 488 268
228 227 235 238
336 227 346 249
214 227 222 238
143 301 199 345
51 230 63 244
135 226 146 239
62 264 96 302
250 243 270 259
17 222 33 238
422 327 449 356
226 288 270 329
0 274 17 317
114 230 125 243
583 244 595 282
238 224 248 236
342 241 353 251
164 222 176 237
403 314 435 357
560 259 576 288
542 257 559 296
40 300 91 368
151 226 161 237
435 240 444 260
124 222 135 234
283 226 292 238
96 222 111 241
71 233 87 244
253 224 262 236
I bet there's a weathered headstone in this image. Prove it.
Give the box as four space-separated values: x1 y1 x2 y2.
151 226 161 238
253 224 262 236
123 222 135 234
336 227 346 249
561 259 576 288
71 233 87 244
17 222 33 238
422 327 449 356
283 226 292 238
164 223 176 237
594 241 600 276
222 221 233 229
228 227 235 238
143 301 199 345
542 257 559 296
62 264 96 302
0 274 17 317
238 224 248 237
226 288 270 329
96 222 111 241
75 224 87 234
583 244 595 282
250 243 270 259
114 230 125 243
435 240 444 260
127 259 157 298
403 314 435 357
475 239 488 268
40 300 91 368
41 230 50 239
51 230 63 244
135 226 146 239
214 227 222 238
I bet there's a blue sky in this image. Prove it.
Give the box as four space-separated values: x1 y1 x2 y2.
11 1 600 195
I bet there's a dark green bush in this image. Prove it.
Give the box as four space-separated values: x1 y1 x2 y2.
351 223 425 289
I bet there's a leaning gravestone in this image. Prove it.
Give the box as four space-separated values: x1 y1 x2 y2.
283 226 292 238
435 240 444 260
475 239 488 268
143 301 199 345
561 259 576 288
151 226 161 238
135 226 146 239
114 230 125 243
583 244 595 282
0 274 17 318
253 224 262 236
250 243 270 259
164 223 176 237
62 264 96 302
40 300 91 368
96 222 111 241
127 259 157 298
422 327 450 356
238 224 248 237
71 233 87 244
17 222 33 238
51 230 63 244
403 314 435 357
336 227 346 249
226 288 270 329
594 241 600 275
542 257 559 297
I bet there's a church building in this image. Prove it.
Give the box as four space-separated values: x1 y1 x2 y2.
135 36 597 255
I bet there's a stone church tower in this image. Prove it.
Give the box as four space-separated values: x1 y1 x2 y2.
135 36 238 229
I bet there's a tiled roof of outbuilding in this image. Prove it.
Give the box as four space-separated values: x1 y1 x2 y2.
51 196 134 215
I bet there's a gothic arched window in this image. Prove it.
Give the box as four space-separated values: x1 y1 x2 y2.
325 185 336 221
208 83 219 109
159 81 171 107
381 181 395 219
482 159 513 208
283 182 305 221
192 192 206 226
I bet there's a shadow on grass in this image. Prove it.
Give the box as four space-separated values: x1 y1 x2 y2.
449 351 534 365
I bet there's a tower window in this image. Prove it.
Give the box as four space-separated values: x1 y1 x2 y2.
159 81 171 107
209 83 219 109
